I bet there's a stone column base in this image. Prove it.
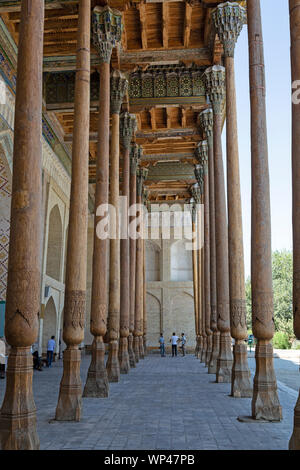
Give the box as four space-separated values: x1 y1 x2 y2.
216 332 233 383
200 337 207 363
106 340 120 383
133 335 140 363
205 335 212 367
0 347 39 450
128 333 136 368
55 347 82 421
289 390 300 449
251 341 282 421
197 336 203 360
83 336 109 397
208 331 220 374
231 341 252 398
139 336 144 359
119 337 130 374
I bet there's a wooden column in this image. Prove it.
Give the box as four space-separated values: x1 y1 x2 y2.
129 144 141 366
199 109 219 374
289 0 300 449
196 141 213 368
119 112 137 374
106 71 128 383
142 189 149 356
247 0 282 420
135 167 148 361
212 2 252 398
190 199 199 356
56 0 90 419
0 0 44 450
194 165 207 364
204 66 233 383
83 5 122 398
191 186 202 358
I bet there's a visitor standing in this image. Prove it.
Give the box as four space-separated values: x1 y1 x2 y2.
180 333 187 356
47 336 56 367
0 337 6 378
170 332 179 357
159 333 166 357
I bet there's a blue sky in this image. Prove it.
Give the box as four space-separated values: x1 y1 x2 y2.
223 1 292 277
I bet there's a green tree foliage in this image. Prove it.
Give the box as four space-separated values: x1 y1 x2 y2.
245 250 293 344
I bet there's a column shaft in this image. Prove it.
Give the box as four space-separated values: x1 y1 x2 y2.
106 112 121 382
129 172 137 366
143 236 147 356
119 146 130 374
134 195 144 360
207 138 219 374
204 169 212 367
226 56 252 397
248 0 282 420
83 63 109 398
289 0 300 449
214 113 233 382
0 0 44 449
192 218 199 356
56 0 90 419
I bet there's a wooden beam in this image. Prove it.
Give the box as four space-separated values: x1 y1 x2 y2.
183 2 192 48
149 108 157 130
162 2 169 49
138 2 148 50
181 107 187 128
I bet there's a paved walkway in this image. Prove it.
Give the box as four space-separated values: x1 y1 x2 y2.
0 352 298 450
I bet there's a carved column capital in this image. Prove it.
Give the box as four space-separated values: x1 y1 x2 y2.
194 165 204 195
190 184 202 204
130 143 142 175
203 65 226 115
120 112 137 149
92 5 123 64
199 108 213 146
188 197 197 223
195 140 209 174
136 167 148 197
212 2 246 58
110 70 128 114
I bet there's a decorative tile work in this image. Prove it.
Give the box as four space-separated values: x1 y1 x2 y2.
0 154 11 301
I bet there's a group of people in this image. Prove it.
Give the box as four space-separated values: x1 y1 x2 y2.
32 336 56 371
159 332 187 357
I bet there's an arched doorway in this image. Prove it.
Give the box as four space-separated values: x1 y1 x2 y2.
42 296 57 354
146 292 161 347
46 205 63 281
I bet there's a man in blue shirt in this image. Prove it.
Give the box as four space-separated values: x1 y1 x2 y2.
47 336 56 367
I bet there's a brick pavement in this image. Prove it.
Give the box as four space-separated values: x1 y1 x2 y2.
0 352 297 450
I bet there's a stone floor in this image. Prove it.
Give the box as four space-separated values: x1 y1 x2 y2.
0 351 298 450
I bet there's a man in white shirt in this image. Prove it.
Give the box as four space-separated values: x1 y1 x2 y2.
0 338 6 378
170 332 179 357
47 336 56 367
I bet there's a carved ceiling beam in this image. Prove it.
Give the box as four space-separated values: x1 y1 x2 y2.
138 1 148 50
184 2 192 48
162 2 169 49
149 108 157 130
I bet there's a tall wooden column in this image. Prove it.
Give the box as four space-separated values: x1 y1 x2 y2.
212 2 252 398
204 66 233 383
196 141 213 368
134 167 148 361
142 189 149 356
106 71 128 383
84 5 122 398
194 165 207 364
189 197 199 356
119 112 137 374
194 171 207 362
0 0 44 450
129 144 141 366
191 186 202 358
289 0 300 448
247 0 282 420
199 109 219 374
54 0 90 421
